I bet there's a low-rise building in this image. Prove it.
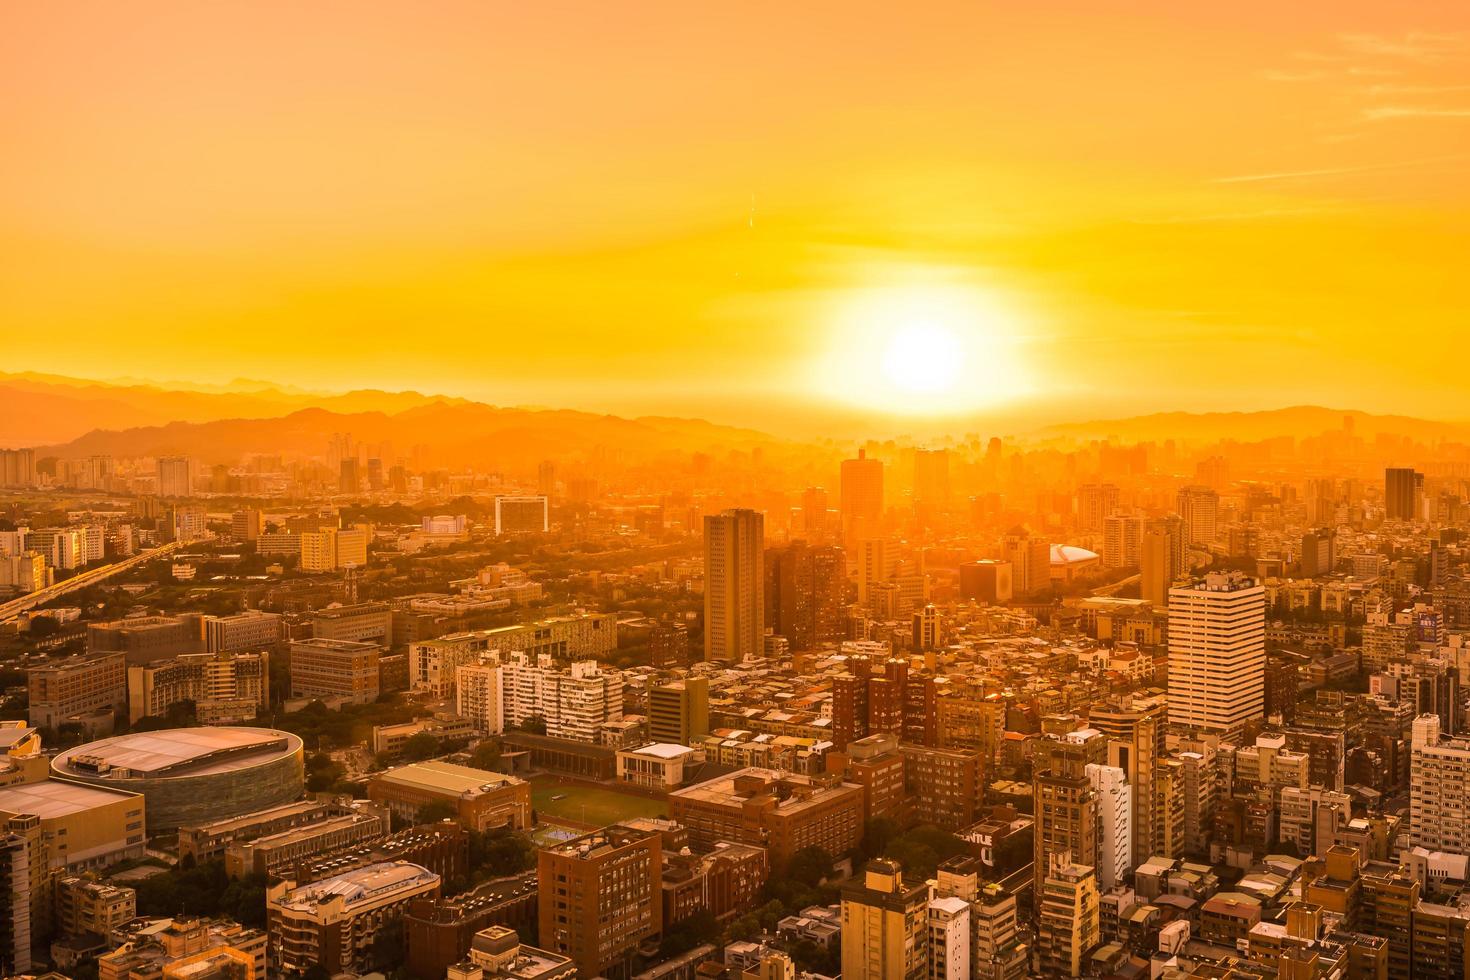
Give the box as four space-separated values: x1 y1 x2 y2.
267 862 440 976
368 761 531 831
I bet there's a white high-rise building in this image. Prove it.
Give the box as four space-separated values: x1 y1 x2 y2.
704 509 764 663
1166 572 1266 737
1102 514 1144 569
1085 763 1132 890
157 456 194 498
500 653 623 742
1410 714 1470 855
926 896 971 980
1176 486 1219 547
456 662 504 735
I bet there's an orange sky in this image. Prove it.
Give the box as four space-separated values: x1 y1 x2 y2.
3 2 1469 435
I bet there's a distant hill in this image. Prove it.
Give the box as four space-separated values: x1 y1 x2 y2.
0 371 465 446
1032 406 1470 444
34 401 785 471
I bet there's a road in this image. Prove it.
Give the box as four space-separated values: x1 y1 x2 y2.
0 542 181 624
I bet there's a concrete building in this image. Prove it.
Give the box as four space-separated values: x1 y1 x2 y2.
310 601 392 643
299 525 370 572
669 768 863 869
28 653 127 732
840 449 884 547
126 651 268 724
203 610 283 653
704 509 765 663
456 662 504 735
409 614 618 698
1085 763 1132 890
500 653 624 742
840 859 930 980
1411 714 1470 855
0 780 146 946
1167 572 1266 738
289 637 381 705
267 861 440 976
368 761 531 831
616 743 702 791
1035 858 1099 978
928 895 971 980
538 823 662 980
958 560 1013 604
649 678 710 746
495 496 549 535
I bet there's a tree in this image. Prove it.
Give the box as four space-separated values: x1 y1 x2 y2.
468 740 502 771
786 846 836 888
418 799 458 824
402 731 441 761
518 714 547 735
28 617 59 638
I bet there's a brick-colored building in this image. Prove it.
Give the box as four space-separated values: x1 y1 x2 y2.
538 823 662 980
668 768 863 869
368 762 531 832
288 638 381 705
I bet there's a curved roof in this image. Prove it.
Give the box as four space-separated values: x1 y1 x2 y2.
52 727 302 780
1050 544 1100 564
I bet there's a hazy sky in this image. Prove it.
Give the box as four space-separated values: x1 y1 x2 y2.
4 2 1469 434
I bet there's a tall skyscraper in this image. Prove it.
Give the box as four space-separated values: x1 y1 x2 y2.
1035 857 1099 978
764 542 846 652
1088 694 1166 869
156 456 194 498
1077 484 1120 534
1384 467 1421 522
800 486 829 539
1176 486 1219 546
1300 528 1337 577
856 538 889 608
1166 572 1266 737
1102 514 1143 568
841 449 884 546
913 449 950 524
1002 530 1050 595
704 509 765 662
537 459 557 498
1033 730 1103 909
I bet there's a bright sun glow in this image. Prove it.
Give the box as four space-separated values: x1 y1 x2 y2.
815 279 1032 416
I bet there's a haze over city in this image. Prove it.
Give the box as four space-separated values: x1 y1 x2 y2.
6 4 1470 980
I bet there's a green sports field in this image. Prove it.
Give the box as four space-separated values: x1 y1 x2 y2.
530 775 669 829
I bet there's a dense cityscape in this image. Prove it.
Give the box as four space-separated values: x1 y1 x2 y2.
8 2 1470 979
1 407 1469 980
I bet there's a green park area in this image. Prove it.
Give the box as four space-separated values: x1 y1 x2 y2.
530 774 669 829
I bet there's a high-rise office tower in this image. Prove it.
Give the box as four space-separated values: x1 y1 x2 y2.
912 604 940 651
1166 572 1266 737
856 538 889 608
764 542 846 651
704 509 765 663
1384 467 1420 522
1140 530 1172 606
841 449 884 546
231 508 263 542
913 449 950 524
840 859 930 980
338 457 360 494
156 456 194 498
1102 514 1144 568
537 460 556 499
1300 528 1337 577
1176 486 1219 546
1077 484 1120 534
801 486 829 539
0 449 36 489
1002 530 1050 595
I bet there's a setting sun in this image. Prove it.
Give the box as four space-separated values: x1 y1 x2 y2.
815 280 1032 417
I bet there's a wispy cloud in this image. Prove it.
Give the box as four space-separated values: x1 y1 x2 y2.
1367 83 1470 95
1337 31 1467 62
1260 68 1326 83
1130 207 1337 224
1213 154 1470 183
1363 105 1470 121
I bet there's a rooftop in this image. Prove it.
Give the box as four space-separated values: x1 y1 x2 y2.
373 760 524 798
52 727 302 779
0 778 140 819
273 861 439 912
